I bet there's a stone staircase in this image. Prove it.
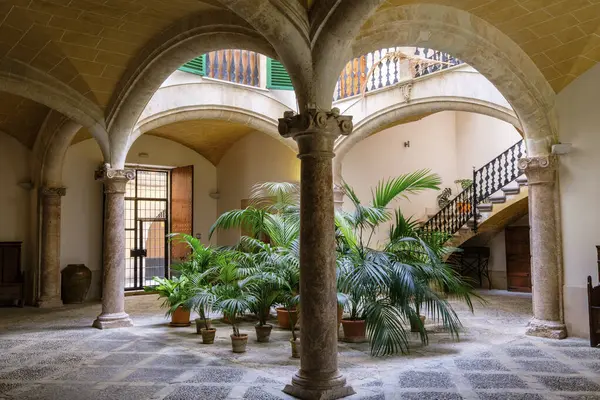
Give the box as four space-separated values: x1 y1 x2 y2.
421 139 528 245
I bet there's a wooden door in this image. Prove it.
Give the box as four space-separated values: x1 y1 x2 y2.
170 166 194 264
505 226 532 292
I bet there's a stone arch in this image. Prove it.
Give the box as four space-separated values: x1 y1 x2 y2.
105 10 279 168
333 98 520 185
131 106 296 154
330 3 557 157
0 59 109 159
32 111 82 188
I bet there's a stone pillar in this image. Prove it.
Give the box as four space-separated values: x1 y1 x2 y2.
92 165 134 329
518 155 567 339
37 187 66 308
279 109 355 399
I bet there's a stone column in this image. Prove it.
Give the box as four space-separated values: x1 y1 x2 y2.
279 109 355 399
92 165 134 329
518 155 567 339
37 187 66 308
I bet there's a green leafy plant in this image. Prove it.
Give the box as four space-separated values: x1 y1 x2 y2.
144 275 194 317
454 178 473 191
336 169 479 356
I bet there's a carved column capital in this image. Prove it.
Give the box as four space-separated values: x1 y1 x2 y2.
40 187 67 197
278 108 353 158
518 155 558 185
95 164 134 194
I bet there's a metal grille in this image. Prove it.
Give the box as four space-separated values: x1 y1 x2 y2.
124 169 169 290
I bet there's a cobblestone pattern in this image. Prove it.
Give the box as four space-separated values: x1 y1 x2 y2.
0 291 598 399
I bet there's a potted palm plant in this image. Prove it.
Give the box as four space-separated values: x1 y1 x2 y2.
336 171 479 356
144 275 193 327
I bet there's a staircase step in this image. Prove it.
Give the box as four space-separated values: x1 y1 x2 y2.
477 203 493 212
501 181 520 195
489 192 506 203
516 175 528 186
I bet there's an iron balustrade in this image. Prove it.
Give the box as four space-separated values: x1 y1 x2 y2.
421 139 526 236
333 47 464 101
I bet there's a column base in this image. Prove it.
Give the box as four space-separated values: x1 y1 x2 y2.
526 318 567 339
36 297 63 308
92 312 133 329
283 371 355 400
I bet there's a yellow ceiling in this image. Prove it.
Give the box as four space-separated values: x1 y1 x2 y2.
147 119 256 165
0 93 49 148
0 0 221 109
374 0 600 92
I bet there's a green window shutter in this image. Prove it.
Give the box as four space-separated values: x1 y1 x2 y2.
179 55 206 76
267 58 293 90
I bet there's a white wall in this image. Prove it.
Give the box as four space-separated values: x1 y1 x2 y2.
61 135 217 299
556 63 600 338
341 111 521 247
455 112 522 178
216 131 300 246
0 132 32 271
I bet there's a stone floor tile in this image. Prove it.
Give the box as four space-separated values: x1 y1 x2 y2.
147 354 207 368
536 376 600 392
39 352 96 366
17 383 93 400
516 360 576 374
54 366 123 381
558 396 600 400
0 353 41 367
0 339 29 350
75 340 130 352
397 371 454 388
162 385 232 400
505 347 554 359
465 373 528 389
455 359 510 371
0 366 61 381
116 340 168 353
243 386 284 400
122 367 185 383
476 393 544 400
0 382 21 395
184 367 245 383
92 353 152 366
559 349 600 360
93 384 163 400
396 392 463 399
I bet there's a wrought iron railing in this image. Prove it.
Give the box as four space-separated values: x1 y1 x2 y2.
204 49 260 87
421 139 526 236
333 47 463 101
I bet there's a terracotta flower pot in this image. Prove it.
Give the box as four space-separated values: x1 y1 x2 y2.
255 324 273 342
341 319 367 343
231 334 248 353
200 328 216 344
276 307 298 329
169 306 191 327
410 315 426 333
195 318 212 334
290 338 301 358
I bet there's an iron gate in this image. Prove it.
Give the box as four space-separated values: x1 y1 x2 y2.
124 169 169 290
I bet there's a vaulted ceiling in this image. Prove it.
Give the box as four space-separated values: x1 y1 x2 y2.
1 0 599 153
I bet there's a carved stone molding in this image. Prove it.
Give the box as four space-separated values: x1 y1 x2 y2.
518 155 558 185
40 187 67 197
278 108 353 157
95 164 134 194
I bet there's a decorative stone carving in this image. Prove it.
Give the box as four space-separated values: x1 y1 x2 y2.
333 184 345 211
279 108 353 158
40 187 67 197
95 164 135 194
518 155 558 185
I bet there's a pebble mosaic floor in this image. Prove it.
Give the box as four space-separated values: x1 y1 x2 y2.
0 290 598 399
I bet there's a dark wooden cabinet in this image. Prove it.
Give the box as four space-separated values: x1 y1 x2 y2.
0 242 24 307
